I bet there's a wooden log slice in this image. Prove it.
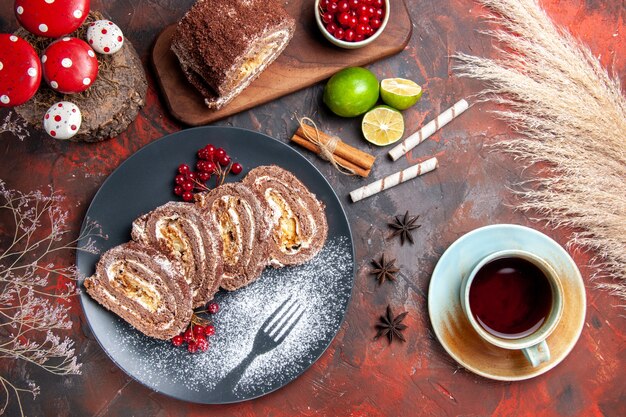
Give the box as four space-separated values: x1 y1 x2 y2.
14 11 147 143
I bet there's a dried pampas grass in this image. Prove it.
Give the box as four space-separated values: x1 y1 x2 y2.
454 0 626 302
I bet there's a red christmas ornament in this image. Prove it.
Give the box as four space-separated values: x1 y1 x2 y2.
15 0 90 38
41 37 98 94
0 34 41 107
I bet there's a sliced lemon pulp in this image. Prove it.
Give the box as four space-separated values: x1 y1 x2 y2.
361 106 405 146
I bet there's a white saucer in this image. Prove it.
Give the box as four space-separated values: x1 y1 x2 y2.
428 224 586 381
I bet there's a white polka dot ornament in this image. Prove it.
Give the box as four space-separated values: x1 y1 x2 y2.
86 20 124 55
15 0 90 38
0 33 41 107
41 37 98 94
43 101 82 140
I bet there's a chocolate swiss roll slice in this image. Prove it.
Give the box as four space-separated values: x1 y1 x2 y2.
171 0 296 109
195 183 270 291
243 165 328 267
84 242 192 340
131 201 223 307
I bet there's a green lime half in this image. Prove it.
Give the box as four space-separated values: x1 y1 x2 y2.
380 78 423 110
361 105 405 146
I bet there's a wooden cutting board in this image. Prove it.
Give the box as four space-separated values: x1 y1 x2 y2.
152 1 412 126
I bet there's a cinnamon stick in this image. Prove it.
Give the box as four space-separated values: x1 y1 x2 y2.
291 134 371 177
296 125 375 171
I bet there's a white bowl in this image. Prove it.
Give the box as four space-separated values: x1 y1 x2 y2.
314 0 390 49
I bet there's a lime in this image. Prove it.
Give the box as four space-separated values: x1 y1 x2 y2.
323 67 379 117
380 78 423 110
361 105 405 146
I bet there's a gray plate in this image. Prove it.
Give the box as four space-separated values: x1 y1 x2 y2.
77 126 355 403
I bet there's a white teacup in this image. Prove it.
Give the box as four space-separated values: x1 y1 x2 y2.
460 250 564 367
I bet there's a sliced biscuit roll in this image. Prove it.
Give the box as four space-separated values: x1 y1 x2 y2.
131 201 223 307
244 165 328 267
195 183 269 290
84 242 192 340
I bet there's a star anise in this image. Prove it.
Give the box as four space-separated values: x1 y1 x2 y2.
388 211 420 245
374 305 408 344
370 253 400 285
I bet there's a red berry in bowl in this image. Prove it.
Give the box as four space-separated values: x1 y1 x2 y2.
205 325 216 336
182 191 193 202
207 302 219 314
337 0 349 12
174 185 183 196
337 12 351 26
375 7 384 19
348 0 359 9
322 12 334 24
344 29 355 41
348 15 358 28
334 28 345 40
357 5 370 16
371 18 382 29
374 0 384 7
178 164 190 175
327 2 339 13
358 15 369 25
356 23 368 35
171 335 183 347
231 163 243 175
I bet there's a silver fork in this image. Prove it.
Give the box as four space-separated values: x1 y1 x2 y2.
212 296 305 394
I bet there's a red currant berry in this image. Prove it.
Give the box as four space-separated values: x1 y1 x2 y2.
374 0 384 7
357 5 370 16
205 161 216 174
327 2 339 13
175 174 186 185
205 324 216 336
187 172 197 181
219 155 231 167
363 0 373 4
355 33 365 42
178 164 190 175
214 148 226 161
375 7 384 19
207 302 219 314
326 22 338 34
196 337 209 352
348 15 358 28
198 171 211 182
334 28 345 40
171 335 183 347
366 6 376 16
337 0 349 12
182 180 194 191
370 18 382 29
183 329 193 343
320 0 331 8
197 149 209 160
187 341 198 353
358 15 369 25
174 185 184 196
356 23 368 35
193 325 205 338
344 29 356 41
348 0 359 10
338 12 351 27
231 163 243 175
182 191 194 202
322 12 334 24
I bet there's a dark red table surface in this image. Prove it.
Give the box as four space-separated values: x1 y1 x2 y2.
1 1 624 416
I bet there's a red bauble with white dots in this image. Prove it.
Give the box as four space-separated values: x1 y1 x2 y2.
42 37 98 94
86 20 124 55
0 34 41 107
15 0 90 38
43 101 82 140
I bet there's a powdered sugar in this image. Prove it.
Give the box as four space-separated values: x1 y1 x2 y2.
102 236 353 402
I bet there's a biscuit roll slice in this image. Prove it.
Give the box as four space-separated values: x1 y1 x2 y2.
171 0 296 109
84 242 192 340
244 165 328 267
195 183 269 290
131 201 223 307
